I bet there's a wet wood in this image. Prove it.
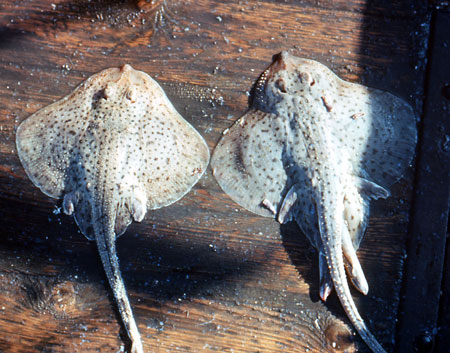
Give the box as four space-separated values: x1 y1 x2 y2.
0 0 432 352
396 11 450 353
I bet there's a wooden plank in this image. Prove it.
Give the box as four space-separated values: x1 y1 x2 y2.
0 1 429 352
436 231 450 352
395 11 450 353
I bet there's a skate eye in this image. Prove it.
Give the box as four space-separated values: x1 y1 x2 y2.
298 72 315 86
275 79 287 93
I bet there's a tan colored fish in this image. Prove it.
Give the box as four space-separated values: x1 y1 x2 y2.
212 51 417 352
16 64 210 353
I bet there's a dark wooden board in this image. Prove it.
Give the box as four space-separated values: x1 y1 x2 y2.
0 1 431 352
396 10 450 353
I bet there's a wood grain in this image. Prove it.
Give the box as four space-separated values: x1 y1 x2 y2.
0 0 430 352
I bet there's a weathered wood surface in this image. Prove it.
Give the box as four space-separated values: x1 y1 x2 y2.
0 0 432 352
396 10 450 353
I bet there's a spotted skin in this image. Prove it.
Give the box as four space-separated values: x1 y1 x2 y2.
16 64 210 353
211 51 416 353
